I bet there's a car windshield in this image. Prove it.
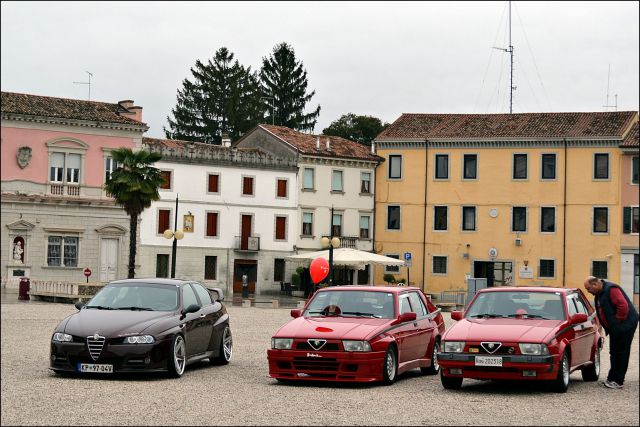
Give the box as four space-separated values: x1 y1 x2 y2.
304 290 395 319
466 291 565 321
86 283 178 311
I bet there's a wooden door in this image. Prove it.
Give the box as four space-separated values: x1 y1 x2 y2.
233 260 257 294
241 215 252 250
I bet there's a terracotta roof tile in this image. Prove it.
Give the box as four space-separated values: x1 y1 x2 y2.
259 124 381 162
142 137 262 154
1 91 146 126
376 112 638 140
621 122 638 147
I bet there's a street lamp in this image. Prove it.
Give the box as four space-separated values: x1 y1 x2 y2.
320 206 341 286
163 195 184 279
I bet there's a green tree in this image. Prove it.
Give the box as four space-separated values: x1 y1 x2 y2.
260 42 321 131
164 47 264 144
383 274 396 286
104 148 164 278
323 113 389 146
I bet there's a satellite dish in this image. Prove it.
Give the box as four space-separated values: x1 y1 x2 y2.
488 248 498 259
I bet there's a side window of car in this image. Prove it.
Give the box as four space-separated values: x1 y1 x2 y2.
192 283 212 306
407 292 428 316
573 294 589 315
566 296 579 316
399 295 412 314
182 285 199 309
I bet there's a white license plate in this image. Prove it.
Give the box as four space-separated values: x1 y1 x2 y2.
475 356 502 367
79 363 113 373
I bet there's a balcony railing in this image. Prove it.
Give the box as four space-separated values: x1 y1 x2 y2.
321 235 358 249
49 184 80 196
234 235 260 251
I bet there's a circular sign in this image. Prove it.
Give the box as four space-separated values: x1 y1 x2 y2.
83 267 92 277
489 208 498 218
488 248 498 259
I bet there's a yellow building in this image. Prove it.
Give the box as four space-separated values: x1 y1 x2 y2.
373 112 639 297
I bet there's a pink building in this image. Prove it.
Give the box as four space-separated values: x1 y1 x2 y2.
620 121 639 305
1 92 148 285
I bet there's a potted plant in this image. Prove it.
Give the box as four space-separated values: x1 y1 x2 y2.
383 274 396 286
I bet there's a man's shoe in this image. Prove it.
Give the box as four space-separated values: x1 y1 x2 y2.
603 380 624 389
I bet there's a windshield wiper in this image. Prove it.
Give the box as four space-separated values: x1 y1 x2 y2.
84 305 114 310
308 310 340 316
505 313 549 319
342 311 381 318
470 313 506 318
116 306 154 311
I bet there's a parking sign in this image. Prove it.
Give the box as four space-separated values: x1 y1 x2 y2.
404 252 411 261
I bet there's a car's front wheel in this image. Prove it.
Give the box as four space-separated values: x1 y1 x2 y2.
382 345 397 385
420 339 440 375
551 350 570 393
168 334 186 378
210 325 233 365
440 370 463 389
581 345 600 381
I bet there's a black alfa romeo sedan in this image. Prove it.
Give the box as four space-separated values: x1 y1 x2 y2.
50 278 232 377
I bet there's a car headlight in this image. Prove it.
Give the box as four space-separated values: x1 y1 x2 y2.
443 341 465 353
342 340 371 352
52 332 73 342
125 335 155 344
272 338 293 350
519 343 549 355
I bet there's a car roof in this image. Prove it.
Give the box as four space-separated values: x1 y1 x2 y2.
108 278 190 286
478 286 578 294
316 285 419 294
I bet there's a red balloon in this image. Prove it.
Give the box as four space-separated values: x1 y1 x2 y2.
309 257 330 284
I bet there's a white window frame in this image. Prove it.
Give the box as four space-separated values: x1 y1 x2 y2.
462 153 478 181
511 206 528 233
540 206 556 234
301 211 314 237
593 153 610 181
540 153 557 181
433 205 448 232
274 215 288 241
205 210 220 239
512 153 528 181
360 171 372 194
359 214 371 239
241 174 256 197
461 206 476 232
207 173 221 195
45 234 80 268
302 167 315 191
592 206 609 234
275 177 289 199
434 154 449 180
331 169 344 193
388 155 403 180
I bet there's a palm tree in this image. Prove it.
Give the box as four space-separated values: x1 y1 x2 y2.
105 148 163 278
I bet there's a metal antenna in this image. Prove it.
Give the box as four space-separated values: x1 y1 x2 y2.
492 1 516 113
602 65 618 111
73 71 93 100
261 96 275 125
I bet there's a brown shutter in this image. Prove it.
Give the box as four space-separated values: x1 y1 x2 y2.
208 174 219 193
243 177 253 195
277 179 287 197
275 217 286 240
158 210 170 234
207 212 218 237
160 171 172 189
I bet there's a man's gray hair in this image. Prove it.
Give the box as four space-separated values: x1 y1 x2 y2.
586 276 599 283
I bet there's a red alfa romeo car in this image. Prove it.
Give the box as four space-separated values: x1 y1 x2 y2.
267 286 445 384
438 286 603 393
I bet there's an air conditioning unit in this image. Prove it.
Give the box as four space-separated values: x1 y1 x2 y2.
515 238 522 246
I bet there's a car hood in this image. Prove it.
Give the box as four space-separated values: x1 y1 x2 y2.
274 316 390 341
445 318 564 343
63 309 172 338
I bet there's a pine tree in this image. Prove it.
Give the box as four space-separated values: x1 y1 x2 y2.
260 42 321 132
164 47 264 144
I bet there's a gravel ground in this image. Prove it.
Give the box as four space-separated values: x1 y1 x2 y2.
1 299 638 426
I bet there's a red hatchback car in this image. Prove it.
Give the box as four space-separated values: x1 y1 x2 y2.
438 287 604 393
267 286 445 385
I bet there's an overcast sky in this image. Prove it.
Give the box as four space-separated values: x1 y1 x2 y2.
2 1 638 138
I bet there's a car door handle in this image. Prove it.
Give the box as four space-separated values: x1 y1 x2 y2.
413 322 418 327
200 314 206 318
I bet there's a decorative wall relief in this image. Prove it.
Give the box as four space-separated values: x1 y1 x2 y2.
17 146 33 169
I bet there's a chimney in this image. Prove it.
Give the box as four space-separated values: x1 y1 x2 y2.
316 136 320 149
326 137 331 150
118 100 134 109
221 133 232 147
371 141 376 154
129 106 143 122
117 100 143 122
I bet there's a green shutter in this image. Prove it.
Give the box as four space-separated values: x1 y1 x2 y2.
623 207 632 234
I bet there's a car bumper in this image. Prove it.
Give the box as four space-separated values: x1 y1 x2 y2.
267 349 386 382
49 338 172 374
437 352 558 381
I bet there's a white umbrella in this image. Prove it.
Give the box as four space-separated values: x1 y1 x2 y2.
285 247 405 270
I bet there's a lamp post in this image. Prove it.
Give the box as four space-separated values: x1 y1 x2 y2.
320 206 341 286
163 195 184 278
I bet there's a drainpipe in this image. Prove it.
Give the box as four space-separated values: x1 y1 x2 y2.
563 138 567 287
371 161 377 286
423 139 429 293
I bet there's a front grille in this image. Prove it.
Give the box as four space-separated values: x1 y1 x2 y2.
87 335 106 361
292 357 339 372
468 345 516 355
296 342 340 351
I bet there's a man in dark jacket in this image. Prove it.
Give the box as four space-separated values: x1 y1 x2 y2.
584 276 639 389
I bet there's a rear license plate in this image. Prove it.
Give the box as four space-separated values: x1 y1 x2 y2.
475 356 502 367
78 363 113 373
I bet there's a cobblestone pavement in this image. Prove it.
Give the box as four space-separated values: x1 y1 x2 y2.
1 293 638 426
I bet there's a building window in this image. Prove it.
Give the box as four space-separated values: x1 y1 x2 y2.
66 154 81 184
160 170 172 190
623 207 639 234
634 254 639 294
302 212 313 236
632 156 639 184
360 216 370 239
50 152 81 184
47 236 78 267
276 179 288 198
206 212 219 237
332 213 342 237
105 156 119 182
388 155 402 179
158 209 170 235
303 168 315 190
434 206 448 231
331 170 343 192
539 259 555 278
208 174 220 193
541 207 555 233
242 176 254 195
513 154 528 179
274 258 285 282
275 216 287 240
361 172 371 194
385 254 400 273
592 260 608 279
204 256 217 280
463 154 477 179
462 206 476 231
593 207 608 233
435 154 449 179
50 152 64 182
156 254 169 278
432 256 447 275
594 153 609 180
387 206 400 230
541 154 556 180
512 207 527 232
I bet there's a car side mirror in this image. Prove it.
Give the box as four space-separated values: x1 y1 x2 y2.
209 287 224 302
570 313 588 324
74 301 85 310
183 304 201 315
393 312 417 325
290 309 302 318
451 311 464 321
